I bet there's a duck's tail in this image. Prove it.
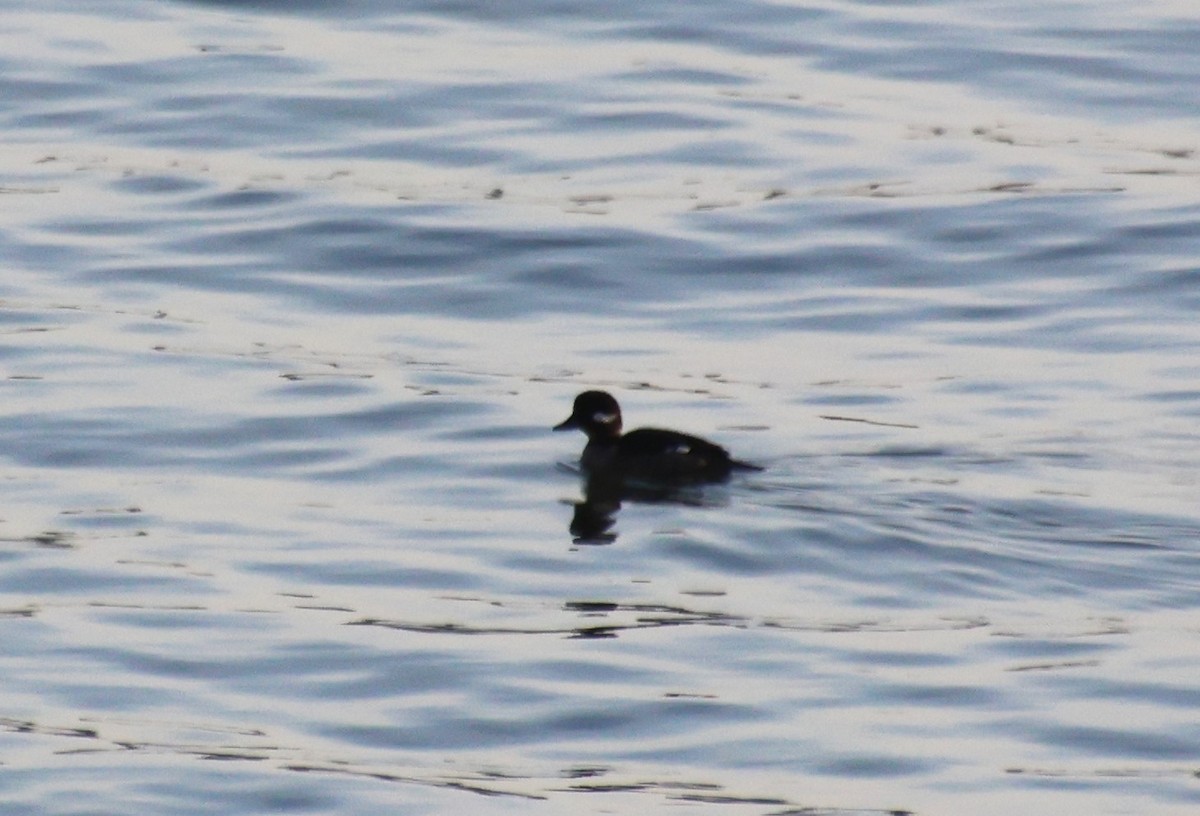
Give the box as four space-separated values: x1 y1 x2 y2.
730 459 764 472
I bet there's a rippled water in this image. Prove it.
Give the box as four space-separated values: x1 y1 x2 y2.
2 0 1199 814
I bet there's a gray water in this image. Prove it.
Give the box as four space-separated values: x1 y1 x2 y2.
1 1 1199 814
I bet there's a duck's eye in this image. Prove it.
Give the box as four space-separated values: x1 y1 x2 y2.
592 411 618 425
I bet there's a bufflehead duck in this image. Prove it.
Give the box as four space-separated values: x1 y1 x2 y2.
554 390 760 482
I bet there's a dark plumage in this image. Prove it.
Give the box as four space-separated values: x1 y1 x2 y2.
553 390 759 482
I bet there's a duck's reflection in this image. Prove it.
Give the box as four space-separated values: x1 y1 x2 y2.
564 468 727 544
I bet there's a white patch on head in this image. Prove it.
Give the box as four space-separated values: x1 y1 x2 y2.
592 411 618 425
672 444 691 455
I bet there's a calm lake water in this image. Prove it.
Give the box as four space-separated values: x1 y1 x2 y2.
1 1 1198 814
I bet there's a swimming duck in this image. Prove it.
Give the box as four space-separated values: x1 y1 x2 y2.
553 390 759 482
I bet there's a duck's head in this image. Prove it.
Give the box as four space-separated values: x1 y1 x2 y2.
553 390 623 441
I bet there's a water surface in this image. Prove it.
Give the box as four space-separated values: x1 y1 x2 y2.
1 1 1198 814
